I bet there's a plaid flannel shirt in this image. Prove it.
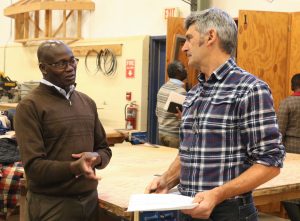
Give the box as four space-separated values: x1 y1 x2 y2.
0 162 24 218
178 58 285 197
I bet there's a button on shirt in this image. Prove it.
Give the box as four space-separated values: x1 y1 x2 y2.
178 58 285 197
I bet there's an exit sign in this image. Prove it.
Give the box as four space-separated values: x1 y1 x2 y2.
164 7 180 20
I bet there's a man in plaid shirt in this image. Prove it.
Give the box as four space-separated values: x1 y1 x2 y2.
145 8 285 221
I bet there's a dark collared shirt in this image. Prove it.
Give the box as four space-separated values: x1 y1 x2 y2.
178 58 285 197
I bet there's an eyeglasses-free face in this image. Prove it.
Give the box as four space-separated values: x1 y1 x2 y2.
42 57 79 70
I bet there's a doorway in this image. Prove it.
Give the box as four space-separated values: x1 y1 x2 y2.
147 36 166 144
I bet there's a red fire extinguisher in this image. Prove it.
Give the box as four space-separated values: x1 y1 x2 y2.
125 102 137 130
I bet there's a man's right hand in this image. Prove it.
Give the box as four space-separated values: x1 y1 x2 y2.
70 152 101 180
175 107 182 120
144 176 169 194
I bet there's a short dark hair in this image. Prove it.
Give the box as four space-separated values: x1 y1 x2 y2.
167 60 187 81
291 73 300 91
37 40 65 62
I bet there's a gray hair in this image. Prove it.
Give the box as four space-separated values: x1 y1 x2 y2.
185 8 237 55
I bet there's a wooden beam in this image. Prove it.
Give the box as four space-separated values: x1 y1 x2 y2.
15 37 80 44
45 10 52 37
15 14 24 40
62 10 67 37
77 10 82 38
12 0 33 7
4 1 95 17
34 11 40 38
52 10 73 37
70 45 123 57
24 12 30 39
28 14 44 36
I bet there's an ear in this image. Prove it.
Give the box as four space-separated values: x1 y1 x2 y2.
207 29 217 46
39 63 47 75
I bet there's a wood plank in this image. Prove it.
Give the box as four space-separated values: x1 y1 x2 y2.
77 10 82 38
70 44 123 57
97 144 179 219
287 12 300 95
34 11 40 38
13 0 32 7
254 190 300 206
23 12 30 39
97 148 300 220
105 128 128 146
4 1 95 16
45 10 50 37
15 37 80 44
15 14 24 40
62 10 67 37
237 10 289 110
0 103 18 110
52 10 74 37
44 9 52 37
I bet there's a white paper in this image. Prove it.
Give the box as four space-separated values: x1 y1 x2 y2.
127 194 198 212
163 91 186 111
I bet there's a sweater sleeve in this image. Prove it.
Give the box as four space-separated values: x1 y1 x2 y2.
92 100 112 169
14 101 74 185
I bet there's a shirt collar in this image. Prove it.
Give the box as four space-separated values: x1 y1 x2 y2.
169 78 184 86
40 79 76 99
197 57 237 84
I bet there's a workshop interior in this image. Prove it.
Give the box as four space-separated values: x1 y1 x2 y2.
0 0 300 221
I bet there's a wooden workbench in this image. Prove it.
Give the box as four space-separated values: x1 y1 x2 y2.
97 144 178 220
97 145 300 220
104 128 128 146
0 102 18 111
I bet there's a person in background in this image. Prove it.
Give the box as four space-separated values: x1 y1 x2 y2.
156 60 187 148
14 40 112 221
278 73 300 154
146 8 285 221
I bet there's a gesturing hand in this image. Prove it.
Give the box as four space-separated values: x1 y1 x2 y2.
70 152 102 180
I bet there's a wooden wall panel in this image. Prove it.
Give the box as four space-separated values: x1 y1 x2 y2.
288 12 300 95
237 11 289 110
166 17 198 89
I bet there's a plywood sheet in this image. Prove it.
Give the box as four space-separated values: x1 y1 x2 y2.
287 12 300 95
97 144 178 217
237 10 289 110
97 144 300 218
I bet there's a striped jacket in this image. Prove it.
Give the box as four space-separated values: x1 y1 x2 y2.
156 80 186 138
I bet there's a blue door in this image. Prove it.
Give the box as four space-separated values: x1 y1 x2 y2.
147 36 166 144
